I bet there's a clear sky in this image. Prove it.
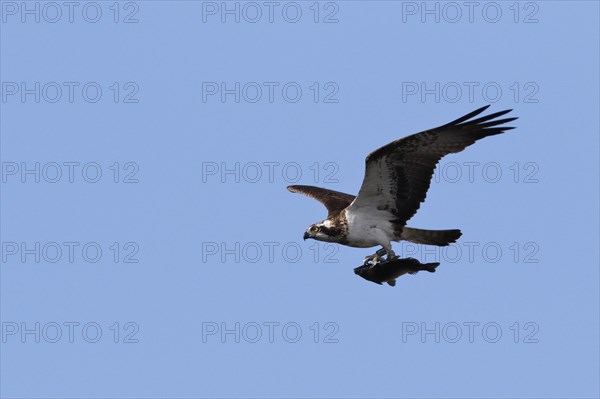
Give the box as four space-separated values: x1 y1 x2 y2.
1 1 599 398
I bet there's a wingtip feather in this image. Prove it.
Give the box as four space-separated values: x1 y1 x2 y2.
443 105 491 127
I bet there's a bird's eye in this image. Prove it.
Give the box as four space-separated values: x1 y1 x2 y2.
311 226 320 233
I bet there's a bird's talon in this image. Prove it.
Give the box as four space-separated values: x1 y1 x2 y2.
364 247 397 267
364 253 381 267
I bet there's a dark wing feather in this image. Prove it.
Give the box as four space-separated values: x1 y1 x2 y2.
347 105 517 227
287 185 356 218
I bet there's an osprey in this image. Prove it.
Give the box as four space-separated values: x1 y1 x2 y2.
288 105 517 265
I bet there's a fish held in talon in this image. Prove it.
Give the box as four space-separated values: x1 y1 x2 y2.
354 258 441 287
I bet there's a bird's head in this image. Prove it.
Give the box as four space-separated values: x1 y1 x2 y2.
303 220 340 243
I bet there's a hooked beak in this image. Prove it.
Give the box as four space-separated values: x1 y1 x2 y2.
303 232 310 241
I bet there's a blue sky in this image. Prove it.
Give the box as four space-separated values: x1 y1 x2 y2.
1 1 599 398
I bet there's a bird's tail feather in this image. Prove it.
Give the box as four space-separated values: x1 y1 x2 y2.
399 227 462 246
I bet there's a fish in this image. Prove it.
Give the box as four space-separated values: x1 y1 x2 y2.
354 257 440 286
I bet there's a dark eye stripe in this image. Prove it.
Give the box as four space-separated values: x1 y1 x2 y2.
319 226 341 237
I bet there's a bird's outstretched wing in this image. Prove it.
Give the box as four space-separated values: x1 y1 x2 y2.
347 105 517 227
287 185 355 218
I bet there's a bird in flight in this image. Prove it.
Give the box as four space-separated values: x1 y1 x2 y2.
288 105 517 265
